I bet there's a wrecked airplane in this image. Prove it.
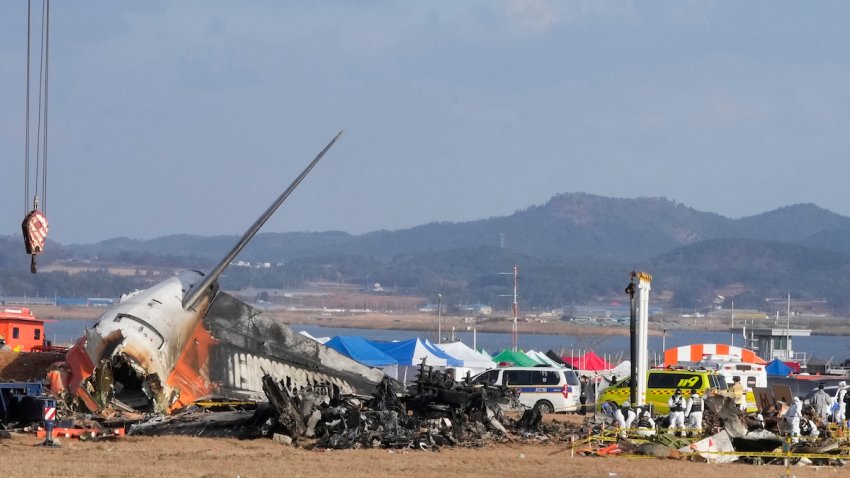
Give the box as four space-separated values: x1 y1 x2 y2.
53 131 386 415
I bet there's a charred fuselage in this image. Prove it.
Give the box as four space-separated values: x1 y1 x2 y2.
62 272 384 415
57 131 386 415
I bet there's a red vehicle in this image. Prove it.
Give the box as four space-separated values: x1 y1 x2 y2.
0 307 44 352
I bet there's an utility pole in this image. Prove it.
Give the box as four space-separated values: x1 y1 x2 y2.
786 293 791 360
626 273 637 407
511 265 518 351
730 301 734 347
499 265 520 351
437 293 443 344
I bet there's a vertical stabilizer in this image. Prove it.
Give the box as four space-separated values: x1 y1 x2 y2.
182 130 343 310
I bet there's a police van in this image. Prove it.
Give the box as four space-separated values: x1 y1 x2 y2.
597 369 727 414
472 366 580 413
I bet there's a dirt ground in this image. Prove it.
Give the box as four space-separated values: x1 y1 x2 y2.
0 351 63 380
0 433 838 478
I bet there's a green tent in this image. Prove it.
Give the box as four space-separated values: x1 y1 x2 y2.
491 348 539 367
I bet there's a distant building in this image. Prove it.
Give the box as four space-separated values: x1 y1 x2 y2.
459 304 492 316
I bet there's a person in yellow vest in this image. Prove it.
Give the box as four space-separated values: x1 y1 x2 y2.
730 376 746 411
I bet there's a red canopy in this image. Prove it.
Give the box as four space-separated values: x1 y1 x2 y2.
560 351 612 371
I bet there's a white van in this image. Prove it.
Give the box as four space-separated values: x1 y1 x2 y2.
472 366 580 413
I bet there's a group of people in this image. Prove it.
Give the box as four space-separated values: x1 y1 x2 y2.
783 380 850 442
605 387 705 438
589 372 850 443
666 387 706 437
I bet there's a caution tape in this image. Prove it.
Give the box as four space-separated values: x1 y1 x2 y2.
681 450 849 460
191 400 256 408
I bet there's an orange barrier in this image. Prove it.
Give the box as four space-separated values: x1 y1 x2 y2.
37 426 125 440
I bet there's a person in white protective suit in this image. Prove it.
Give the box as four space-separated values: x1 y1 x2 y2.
614 401 636 438
833 381 847 423
684 387 705 437
668 388 686 437
799 416 820 439
635 409 656 437
785 397 803 443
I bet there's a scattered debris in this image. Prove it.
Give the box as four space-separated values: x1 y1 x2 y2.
260 364 517 450
6 351 850 471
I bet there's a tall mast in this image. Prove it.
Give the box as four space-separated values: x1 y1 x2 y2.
786 292 791 360
512 265 518 351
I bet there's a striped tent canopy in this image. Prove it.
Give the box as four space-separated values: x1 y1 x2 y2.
664 343 766 367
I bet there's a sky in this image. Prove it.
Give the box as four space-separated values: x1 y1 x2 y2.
2 1 850 244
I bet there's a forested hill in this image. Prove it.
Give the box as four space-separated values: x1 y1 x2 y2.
3 194 850 311
54 194 850 263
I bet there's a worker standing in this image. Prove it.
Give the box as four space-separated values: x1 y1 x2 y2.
730 376 746 411
810 383 831 421
579 375 589 415
844 384 850 427
668 389 686 437
684 387 704 437
834 381 847 424
785 396 802 443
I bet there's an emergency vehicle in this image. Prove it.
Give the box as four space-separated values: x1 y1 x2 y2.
597 368 728 414
472 366 580 413
0 307 44 352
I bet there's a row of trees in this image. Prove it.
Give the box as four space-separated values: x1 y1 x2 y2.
3 238 850 314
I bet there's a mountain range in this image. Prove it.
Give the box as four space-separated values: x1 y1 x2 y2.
5 193 850 312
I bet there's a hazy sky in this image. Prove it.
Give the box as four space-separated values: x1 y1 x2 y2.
3 1 850 244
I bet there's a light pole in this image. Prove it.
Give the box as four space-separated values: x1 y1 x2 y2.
437 293 443 344
729 300 735 347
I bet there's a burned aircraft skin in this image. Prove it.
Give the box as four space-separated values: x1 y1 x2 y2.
56 131 385 415
64 271 215 413
62 278 384 414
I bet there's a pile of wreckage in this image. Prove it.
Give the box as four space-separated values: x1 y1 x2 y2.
129 364 546 449
577 394 850 467
126 363 848 468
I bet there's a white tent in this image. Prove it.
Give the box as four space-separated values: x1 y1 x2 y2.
298 330 330 344
370 338 454 385
526 350 563 367
436 341 497 380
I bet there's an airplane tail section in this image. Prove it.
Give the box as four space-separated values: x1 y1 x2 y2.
182 130 343 310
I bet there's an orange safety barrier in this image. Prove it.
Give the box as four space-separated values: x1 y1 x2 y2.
597 443 621 456
37 427 125 439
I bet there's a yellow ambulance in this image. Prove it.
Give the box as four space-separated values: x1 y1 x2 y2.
597 369 728 414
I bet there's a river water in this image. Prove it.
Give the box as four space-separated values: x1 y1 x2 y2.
44 320 850 364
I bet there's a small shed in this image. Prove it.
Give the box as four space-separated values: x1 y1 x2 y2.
0 308 44 352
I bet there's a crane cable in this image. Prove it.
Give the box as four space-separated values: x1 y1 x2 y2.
22 0 50 273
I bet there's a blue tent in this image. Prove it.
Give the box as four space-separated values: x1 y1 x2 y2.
369 338 461 367
368 338 463 385
325 336 399 367
765 358 793 376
